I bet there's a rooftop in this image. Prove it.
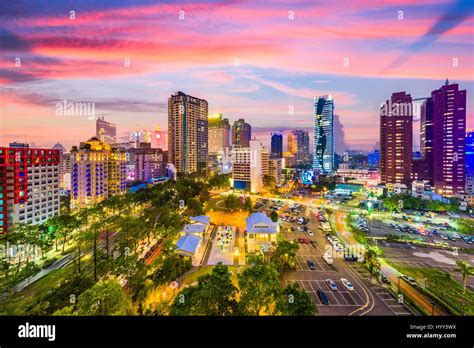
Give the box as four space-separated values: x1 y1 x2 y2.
176 234 201 254
182 224 206 234
246 212 277 234
189 215 210 225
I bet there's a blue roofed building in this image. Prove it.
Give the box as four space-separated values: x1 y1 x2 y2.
245 212 278 253
189 215 211 225
182 224 207 235
176 234 202 258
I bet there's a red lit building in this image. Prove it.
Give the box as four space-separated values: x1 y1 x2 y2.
429 81 466 196
380 92 413 187
0 144 60 234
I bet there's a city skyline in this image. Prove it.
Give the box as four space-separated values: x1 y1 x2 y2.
1 0 473 151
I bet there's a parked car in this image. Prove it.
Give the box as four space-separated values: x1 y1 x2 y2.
317 290 329 305
307 260 317 270
341 278 354 291
344 254 358 262
322 253 333 265
307 230 314 236
325 279 338 291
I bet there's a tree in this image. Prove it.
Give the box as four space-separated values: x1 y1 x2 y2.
262 175 277 192
208 174 231 189
28 274 94 315
76 278 133 315
364 246 381 277
237 264 282 315
224 194 240 210
115 215 146 256
271 240 299 272
455 219 474 236
150 254 192 285
113 254 149 299
269 210 279 223
169 263 238 315
454 260 474 294
243 196 253 213
186 197 204 216
279 283 316 315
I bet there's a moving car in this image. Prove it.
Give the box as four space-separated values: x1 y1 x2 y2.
340 278 354 291
325 279 338 291
307 230 314 236
401 275 416 285
317 289 329 305
307 260 317 270
381 274 391 285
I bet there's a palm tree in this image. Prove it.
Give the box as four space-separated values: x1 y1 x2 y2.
454 260 473 294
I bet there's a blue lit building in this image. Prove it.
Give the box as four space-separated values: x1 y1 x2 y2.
270 132 283 158
313 95 335 174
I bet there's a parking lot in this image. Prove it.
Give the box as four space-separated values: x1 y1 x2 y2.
281 208 406 315
286 279 366 307
295 254 335 272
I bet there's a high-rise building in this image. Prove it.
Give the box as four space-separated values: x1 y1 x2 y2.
134 142 164 182
71 137 127 208
269 158 282 186
466 129 474 194
270 132 283 158
232 139 266 193
232 119 251 148
208 114 230 154
380 92 413 186
52 143 71 190
151 125 167 150
96 116 117 144
313 96 335 173
0 144 60 234
168 91 209 177
208 114 231 174
288 130 310 165
368 149 380 168
429 81 466 196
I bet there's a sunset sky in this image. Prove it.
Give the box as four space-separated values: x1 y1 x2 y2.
1 0 473 151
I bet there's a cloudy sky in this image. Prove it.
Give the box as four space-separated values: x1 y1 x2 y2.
1 0 473 151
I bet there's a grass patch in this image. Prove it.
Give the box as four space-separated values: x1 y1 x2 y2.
345 215 368 244
0 267 73 315
394 265 473 315
181 266 214 286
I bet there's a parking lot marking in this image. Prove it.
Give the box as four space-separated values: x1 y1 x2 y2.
370 286 412 316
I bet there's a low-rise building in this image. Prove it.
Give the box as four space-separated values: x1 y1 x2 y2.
176 234 202 258
411 180 431 199
245 212 278 253
386 183 408 195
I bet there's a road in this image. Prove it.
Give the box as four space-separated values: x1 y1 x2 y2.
0 253 73 301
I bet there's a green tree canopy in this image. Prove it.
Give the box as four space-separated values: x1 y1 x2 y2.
76 278 133 315
169 263 238 315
